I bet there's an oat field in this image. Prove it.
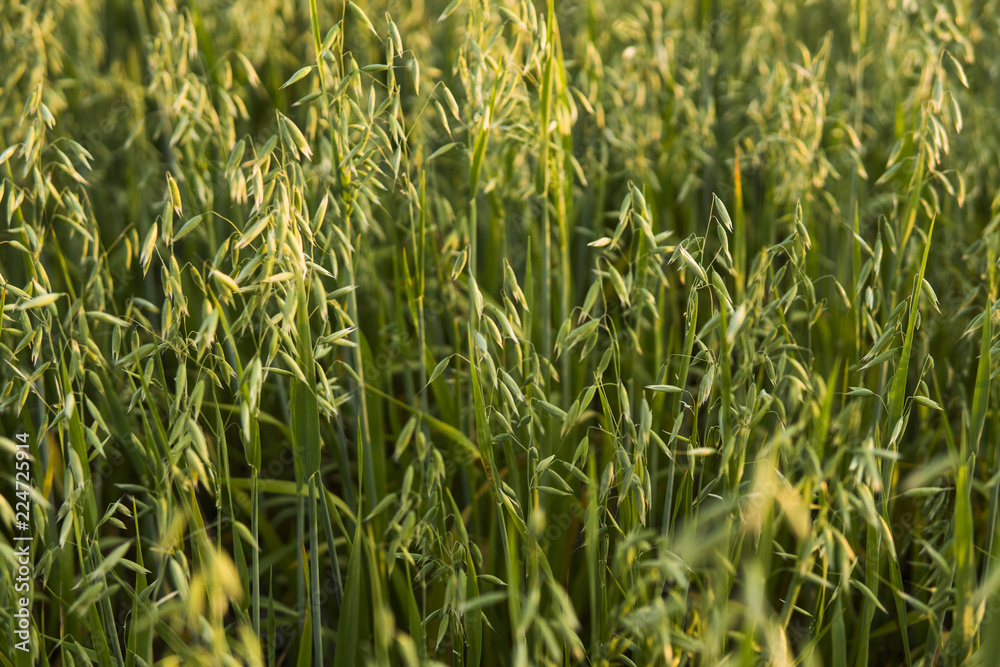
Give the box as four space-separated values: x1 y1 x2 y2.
2 1 1000 665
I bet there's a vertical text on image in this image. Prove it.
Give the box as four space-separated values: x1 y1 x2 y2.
12 431 35 653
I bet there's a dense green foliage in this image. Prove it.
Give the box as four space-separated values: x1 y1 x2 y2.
2 0 1000 665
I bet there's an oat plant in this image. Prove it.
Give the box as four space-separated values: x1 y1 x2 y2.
2 1 1000 666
